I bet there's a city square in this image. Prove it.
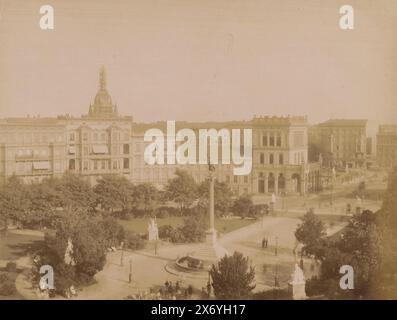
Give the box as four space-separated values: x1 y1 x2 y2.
1 0 397 303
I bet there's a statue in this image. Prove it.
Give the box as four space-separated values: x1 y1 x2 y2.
291 263 305 283
148 218 159 241
355 196 363 214
288 264 307 300
64 238 75 266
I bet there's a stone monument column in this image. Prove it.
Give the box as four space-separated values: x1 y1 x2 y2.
206 166 216 244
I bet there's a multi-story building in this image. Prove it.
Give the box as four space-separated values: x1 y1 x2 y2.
0 67 321 195
309 119 367 169
0 67 134 185
131 116 320 195
377 125 397 168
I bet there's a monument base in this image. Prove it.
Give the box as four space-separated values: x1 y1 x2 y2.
174 228 228 272
288 281 307 300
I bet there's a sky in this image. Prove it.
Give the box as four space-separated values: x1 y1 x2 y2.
0 0 396 135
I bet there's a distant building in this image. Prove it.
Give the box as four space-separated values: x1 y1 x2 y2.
366 137 373 155
132 116 321 195
0 68 321 195
0 67 134 185
309 119 367 169
376 125 397 168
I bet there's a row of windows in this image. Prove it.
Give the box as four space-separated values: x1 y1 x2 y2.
261 133 283 147
69 158 130 171
16 149 48 157
69 131 130 142
226 175 249 184
1 132 64 144
72 144 130 156
259 153 284 165
293 152 305 164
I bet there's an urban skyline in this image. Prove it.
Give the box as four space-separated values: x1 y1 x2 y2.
1 0 396 136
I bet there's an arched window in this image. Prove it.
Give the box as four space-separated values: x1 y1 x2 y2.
269 134 275 146
260 153 265 164
276 134 281 146
69 159 75 170
262 134 268 146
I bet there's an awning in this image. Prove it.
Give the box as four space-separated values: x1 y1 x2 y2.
92 145 108 154
68 146 76 154
33 161 50 170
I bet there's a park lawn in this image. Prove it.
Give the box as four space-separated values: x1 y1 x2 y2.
118 216 256 235
0 233 44 261
315 214 350 225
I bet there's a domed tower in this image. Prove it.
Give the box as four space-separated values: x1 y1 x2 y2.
88 66 119 118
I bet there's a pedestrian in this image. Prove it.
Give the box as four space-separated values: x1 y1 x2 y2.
187 285 193 296
206 281 211 297
201 287 207 298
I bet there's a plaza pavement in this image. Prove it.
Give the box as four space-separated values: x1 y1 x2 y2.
74 216 323 299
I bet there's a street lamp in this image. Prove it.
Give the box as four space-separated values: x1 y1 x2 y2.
120 241 124 267
129 259 133 284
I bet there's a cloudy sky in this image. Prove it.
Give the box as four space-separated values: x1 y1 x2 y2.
0 0 396 134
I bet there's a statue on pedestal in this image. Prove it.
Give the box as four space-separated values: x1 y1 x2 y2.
148 218 159 241
288 263 307 300
64 237 75 266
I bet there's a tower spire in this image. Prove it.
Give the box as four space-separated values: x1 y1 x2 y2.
99 66 106 90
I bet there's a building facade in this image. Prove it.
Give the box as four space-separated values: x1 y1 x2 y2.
377 125 397 168
0 67 134 185
0 68 321 195
309 119 367 169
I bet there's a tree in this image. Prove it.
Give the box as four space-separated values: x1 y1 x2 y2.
0 176 30 230
180 215 206 242
231 195 253 218
94 175 134 214
23 181 59 228
52 173 97 212
307 210 382 299
210 252 256 299
132 183 160 215
33 211 115 296
295 210 326 257
198 179 233 216
373 166 397 298
164 169 198 214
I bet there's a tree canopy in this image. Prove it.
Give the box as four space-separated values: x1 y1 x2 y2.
210 251 256 299
164 169 198 214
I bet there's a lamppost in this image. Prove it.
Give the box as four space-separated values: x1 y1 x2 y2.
206 163 216 244
274 259 279 300
120 241 124 267
129 259 132 284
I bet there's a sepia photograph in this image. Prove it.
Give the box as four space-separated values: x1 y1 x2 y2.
0 0 397 307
